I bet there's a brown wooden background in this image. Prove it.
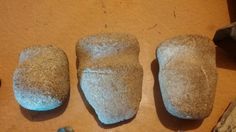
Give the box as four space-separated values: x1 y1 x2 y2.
0 0 235 131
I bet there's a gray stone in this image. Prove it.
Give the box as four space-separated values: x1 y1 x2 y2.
58 126 74 132
213 99 236 132
13 45 70 111
76 33 143 124
157 35 217 119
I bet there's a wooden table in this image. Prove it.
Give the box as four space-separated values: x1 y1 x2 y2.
0 0 235 131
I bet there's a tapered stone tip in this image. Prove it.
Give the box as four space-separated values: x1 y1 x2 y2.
13 45 70 111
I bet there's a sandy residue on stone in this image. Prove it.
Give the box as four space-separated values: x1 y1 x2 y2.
13 45 70 111
76 33 143 124
157 35 217 119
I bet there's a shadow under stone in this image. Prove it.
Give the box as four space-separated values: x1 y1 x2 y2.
20 92 70 121
216 47 236 70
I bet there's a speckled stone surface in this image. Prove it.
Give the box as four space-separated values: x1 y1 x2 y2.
13 45 70 111
157 35 217 119
76 33 143 124
213 99 236 132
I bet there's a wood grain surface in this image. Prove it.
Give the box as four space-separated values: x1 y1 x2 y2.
0 0 235 131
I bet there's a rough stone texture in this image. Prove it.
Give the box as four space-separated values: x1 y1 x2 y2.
13 45 70 111
213 22 236 56
213 99 236 132
76 33 143 124
157 35 217 119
